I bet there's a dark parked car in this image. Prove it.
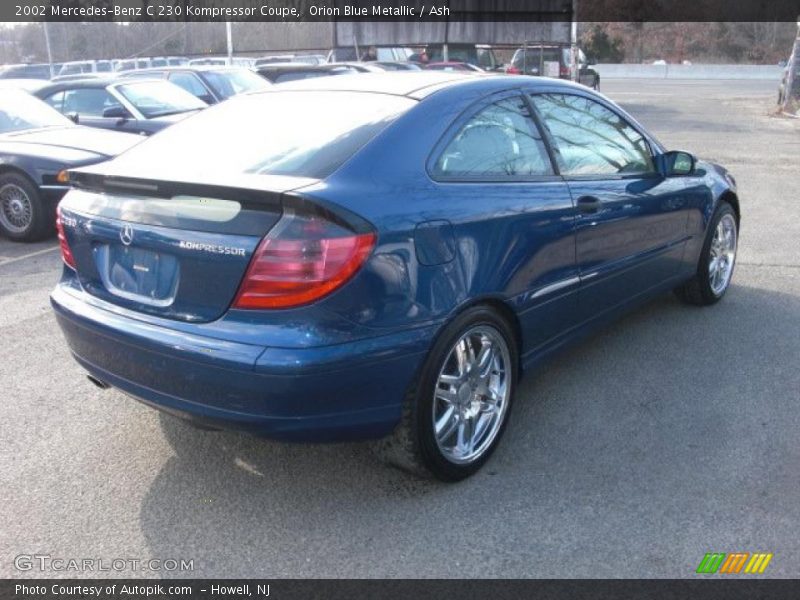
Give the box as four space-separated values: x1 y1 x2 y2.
52 74 740 481
34 78 207 136
327 47 413 62
119 66 270 104
256 63 362 83
255 54 327 67
375 62 423 71
507 45 600 90
0 90 140 241
426 44 499 71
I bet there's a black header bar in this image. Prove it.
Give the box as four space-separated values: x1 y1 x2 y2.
4 579 800 600
5 0 800 23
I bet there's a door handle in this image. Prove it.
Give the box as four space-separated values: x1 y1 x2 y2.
577 195 602 213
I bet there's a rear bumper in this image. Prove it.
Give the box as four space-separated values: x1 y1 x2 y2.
51 285 434 442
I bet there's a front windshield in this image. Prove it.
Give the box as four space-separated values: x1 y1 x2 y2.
203 69 270 99
115 80 207 118
0 90 73 134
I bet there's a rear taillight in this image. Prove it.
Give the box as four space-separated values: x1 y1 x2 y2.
559 65 570 78
56 205 76 270
233 210 375 309
505 65 521 75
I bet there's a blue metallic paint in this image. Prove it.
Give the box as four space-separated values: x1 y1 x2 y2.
52 76 738 441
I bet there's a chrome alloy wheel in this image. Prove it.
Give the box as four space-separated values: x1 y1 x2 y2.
432 325 511 465
708 213 737 296
0 183 33 234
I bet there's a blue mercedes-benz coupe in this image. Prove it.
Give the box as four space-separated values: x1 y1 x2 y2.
52 73 740 480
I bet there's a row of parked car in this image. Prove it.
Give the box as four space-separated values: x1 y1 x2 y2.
0 55 256 80
0 43 600 242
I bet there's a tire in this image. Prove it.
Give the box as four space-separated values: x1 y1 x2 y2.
372 305 518 481
675 201 738 306
0 172 53 242
593 76 600 91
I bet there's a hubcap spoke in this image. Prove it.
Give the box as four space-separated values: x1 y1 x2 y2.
477 343 493 378
435 406 458 440
455 340 469 376
456 417 475 456
438 373 461 385
472 412 493 446
435 386 457 405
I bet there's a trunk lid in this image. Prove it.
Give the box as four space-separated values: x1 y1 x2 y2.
9 125 142 158
59 173 314 322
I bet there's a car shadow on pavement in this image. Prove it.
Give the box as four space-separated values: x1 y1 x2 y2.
137 280 800 577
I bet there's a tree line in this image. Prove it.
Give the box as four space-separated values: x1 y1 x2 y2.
0 21 795 65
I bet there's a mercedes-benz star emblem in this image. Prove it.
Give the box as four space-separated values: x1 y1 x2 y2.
120 224 134 246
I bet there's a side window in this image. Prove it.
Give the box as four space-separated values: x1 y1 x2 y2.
477 48 495 69
530 93 654 176
43 91 65 113
168 72 208 98
62 89 120 117
434 97 553 179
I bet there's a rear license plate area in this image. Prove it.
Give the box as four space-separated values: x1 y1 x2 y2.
95 243 179 306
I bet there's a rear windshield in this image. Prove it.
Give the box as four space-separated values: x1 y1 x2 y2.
116 80 207 118
428 46 478 64
512 48 566 66
0 90 73 134
203 68 270 99
110 91 415 179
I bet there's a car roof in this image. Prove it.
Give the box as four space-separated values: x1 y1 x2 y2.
258 63 339 71
273 71 472 95
271 72 584 99
38 77 120 90
36 76 177 93
128 65 246 73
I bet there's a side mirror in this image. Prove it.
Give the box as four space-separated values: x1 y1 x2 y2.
102 105 130 120
66 112 79 124
659 150 696 176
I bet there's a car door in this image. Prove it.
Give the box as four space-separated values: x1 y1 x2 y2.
529 92 691 321
430 93 579 354
59 87 142 133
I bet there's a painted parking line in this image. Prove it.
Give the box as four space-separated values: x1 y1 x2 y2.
0 245 60 267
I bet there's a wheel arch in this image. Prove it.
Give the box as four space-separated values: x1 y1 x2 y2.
719 190 740 225
0 161 41 187
439 295 524 376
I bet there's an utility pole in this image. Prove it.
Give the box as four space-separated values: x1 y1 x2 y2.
784 18 800 114
570 0 578 82
226 21 233 65
43 23 54 78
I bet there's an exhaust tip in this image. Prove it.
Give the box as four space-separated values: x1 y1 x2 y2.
86 375 111 390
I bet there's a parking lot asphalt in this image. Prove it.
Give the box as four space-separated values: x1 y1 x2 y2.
1 78 798 579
